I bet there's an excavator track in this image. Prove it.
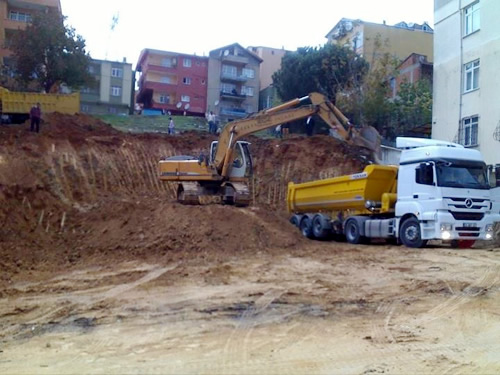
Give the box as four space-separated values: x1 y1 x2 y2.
222 182 250 207
177 182 201 205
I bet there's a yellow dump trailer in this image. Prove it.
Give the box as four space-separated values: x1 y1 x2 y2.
0 87 79 122
287 164 399 216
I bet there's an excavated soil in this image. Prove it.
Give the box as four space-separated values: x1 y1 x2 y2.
0 114 499 374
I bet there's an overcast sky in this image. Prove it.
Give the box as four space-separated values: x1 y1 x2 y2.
61 0 434 68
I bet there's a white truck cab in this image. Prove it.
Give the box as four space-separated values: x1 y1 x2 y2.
395 137 495 247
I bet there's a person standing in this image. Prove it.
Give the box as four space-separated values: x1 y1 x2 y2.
168 117 175 135
207 111 216 134
30 103 42 133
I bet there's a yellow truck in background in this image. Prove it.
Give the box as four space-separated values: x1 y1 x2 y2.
288 137 497 249
0 87 79 123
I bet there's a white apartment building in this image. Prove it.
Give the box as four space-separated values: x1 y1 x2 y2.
433 0 500 164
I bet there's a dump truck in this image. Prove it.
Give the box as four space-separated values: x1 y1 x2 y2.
288 137 496 248
159 92 381 206
0 87 80 123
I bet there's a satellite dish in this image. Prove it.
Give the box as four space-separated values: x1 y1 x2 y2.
344 21 353 31
184 103 190 110
214 100 219 106
176 102 182 109
224 50 230 56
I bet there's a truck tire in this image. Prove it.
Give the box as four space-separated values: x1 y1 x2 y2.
312 214 331 239
300 216 314 239
344 219 363 244
400 218 428 248
290 215 301 228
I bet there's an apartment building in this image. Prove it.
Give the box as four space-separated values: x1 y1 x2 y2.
432 0 500 164
207 43 262 123
247 46 288 110
136 49 208 116
80 59 133 115
325 18 434 67
391 53 433 98
0 0 61 66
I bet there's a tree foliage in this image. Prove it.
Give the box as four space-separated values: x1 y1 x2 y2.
272 44 368 102
392 79 433 135
8 10 93 92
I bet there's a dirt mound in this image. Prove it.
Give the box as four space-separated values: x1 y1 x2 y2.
0 114 368 282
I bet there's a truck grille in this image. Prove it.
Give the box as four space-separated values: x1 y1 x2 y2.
445 197 489 210
449 211 484 221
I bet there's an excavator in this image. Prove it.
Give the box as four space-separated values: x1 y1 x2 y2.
158 92 381 206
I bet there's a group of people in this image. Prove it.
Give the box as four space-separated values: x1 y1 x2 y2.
274 116 315 138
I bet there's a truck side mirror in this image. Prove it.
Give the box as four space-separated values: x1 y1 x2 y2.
416 163 434 186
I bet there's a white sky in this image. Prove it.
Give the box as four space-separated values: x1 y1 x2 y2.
61 0 434 68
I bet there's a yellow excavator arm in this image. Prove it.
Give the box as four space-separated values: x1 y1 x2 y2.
214 92 381 177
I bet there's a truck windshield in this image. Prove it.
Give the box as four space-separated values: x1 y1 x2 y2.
435 160 489 190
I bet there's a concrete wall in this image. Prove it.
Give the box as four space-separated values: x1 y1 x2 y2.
432 0 500 164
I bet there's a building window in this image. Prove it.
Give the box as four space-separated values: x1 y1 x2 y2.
81 87 91 94
88 66 95 74
161 58 174 67
159 94 170 104
111 67 123 78
183 77 192 85
464 1 480 36
464 59 480 92
459 116 479 147
111 86 121 96
160 76 171 84
241 86 254 97
242 68 254 79
81 105 90 113
221 83 236 94
9 11 31 22
222 65 237 77
183 58 192 67
181 95 190 102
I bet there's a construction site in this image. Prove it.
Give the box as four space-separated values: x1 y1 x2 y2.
0 112 499 374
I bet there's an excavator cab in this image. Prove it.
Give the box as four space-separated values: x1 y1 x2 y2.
210 141 253 178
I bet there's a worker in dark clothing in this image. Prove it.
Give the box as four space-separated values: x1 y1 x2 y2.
30 103 42 133
306 115 315 136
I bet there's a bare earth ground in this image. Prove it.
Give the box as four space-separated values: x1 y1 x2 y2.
1 116 499 374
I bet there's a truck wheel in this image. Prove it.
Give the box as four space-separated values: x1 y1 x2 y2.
344 219 363 244
312 214 331 239
300 216 314 239
400 218 427 248
290 215 301 228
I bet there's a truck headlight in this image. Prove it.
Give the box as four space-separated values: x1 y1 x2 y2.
486 233 493 240
441 231 451 240
486 224 494 233
440 223 452 232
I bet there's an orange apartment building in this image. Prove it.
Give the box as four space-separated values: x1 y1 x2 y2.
0 0 61 66
135 49 208 116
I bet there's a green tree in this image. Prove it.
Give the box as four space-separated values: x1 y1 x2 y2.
272 44 368 102
393 79 433 136
8 10 93 92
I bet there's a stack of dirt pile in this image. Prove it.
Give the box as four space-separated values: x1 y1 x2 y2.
0 114 367 280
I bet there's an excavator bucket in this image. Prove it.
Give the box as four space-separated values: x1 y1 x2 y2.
353 126 382 163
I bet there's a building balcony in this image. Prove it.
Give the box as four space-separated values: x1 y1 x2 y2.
221 54 249 65
220 107 247 118
220 91 246 101
220 72 249 82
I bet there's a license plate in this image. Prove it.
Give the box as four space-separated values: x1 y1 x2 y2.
463 223 477 228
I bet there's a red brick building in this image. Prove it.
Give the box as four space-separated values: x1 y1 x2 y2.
391 53 433 98
136 49 208 116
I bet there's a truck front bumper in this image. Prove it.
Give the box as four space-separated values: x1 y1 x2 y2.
421 211 495 241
